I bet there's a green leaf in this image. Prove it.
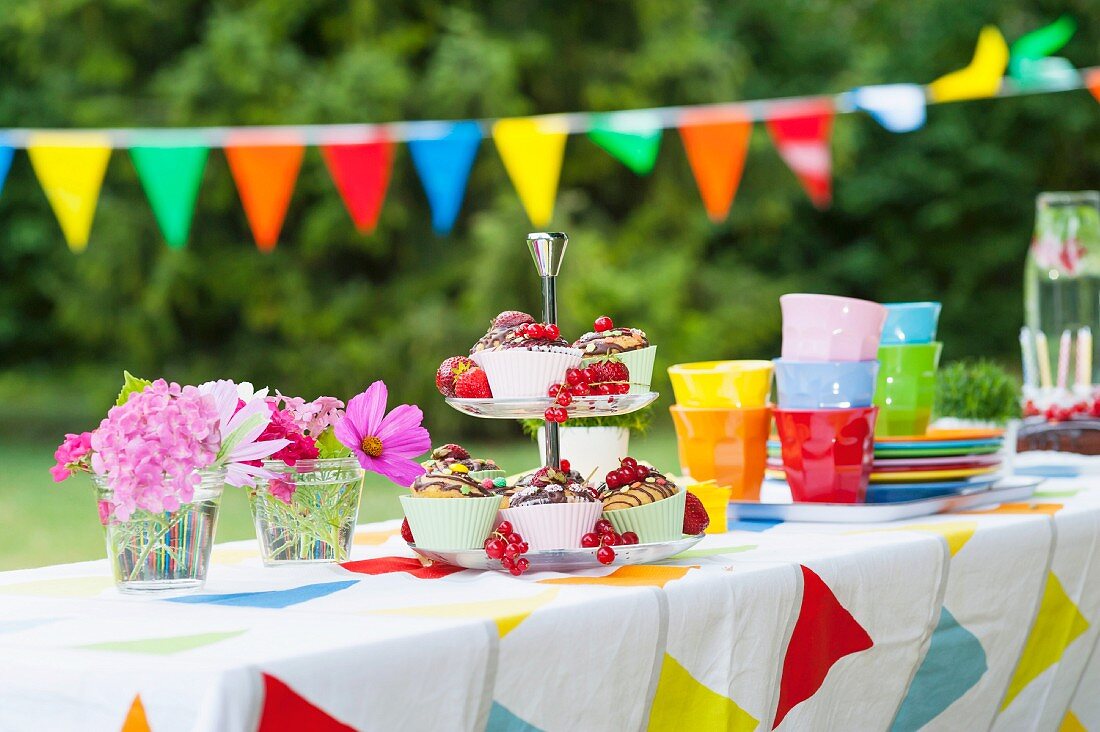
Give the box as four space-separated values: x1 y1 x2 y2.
115 371 152 406
520 406 654 440
315 426 352 459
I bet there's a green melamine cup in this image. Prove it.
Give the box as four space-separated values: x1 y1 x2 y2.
873 342 943 437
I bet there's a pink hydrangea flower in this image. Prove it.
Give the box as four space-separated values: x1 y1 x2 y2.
335 381 431 487
268 478 296 504
90 380 221 521
276 391 345 435
50 431 93 482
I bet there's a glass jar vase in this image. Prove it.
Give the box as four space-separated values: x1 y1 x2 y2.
249 458 365 565
93 468 226 594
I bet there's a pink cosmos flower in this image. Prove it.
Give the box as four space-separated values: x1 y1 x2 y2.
334 381 431 487
50 431 93 482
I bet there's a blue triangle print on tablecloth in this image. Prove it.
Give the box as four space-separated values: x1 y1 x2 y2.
890 607 987 731
167 581 357 609
407 121 481 234
730 518 783 533
0 145 13 196
487 701 544 732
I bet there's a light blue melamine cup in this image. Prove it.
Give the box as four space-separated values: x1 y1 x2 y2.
773 358 879 409
881 302 941 345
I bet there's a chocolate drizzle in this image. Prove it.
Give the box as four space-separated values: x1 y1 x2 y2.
507 467 597 507
572 328 649 356
410 471 494 498
598 469 677 511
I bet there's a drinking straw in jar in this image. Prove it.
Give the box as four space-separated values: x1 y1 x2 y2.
1035 330 1053 389
1020 327 1037 389
1077 326 1093 388
1057 329 1071 391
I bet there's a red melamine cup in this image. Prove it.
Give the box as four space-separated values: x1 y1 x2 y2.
773 406 877 503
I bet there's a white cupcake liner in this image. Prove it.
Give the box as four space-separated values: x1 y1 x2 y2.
472 347 583 398
398 494 501 550
499 502 602 550
583 345 656 394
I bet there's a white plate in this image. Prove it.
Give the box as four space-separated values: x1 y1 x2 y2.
446 391 659 419
408 533 704 572
728 476 1043 523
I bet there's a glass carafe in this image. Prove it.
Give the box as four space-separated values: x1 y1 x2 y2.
1024 191 1100 388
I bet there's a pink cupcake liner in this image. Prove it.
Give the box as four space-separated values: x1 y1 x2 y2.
499 502 602 550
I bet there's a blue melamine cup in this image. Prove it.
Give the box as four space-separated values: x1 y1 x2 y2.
773 358 879 409
881 302 941 344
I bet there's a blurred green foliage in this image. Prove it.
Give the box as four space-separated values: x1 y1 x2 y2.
1 0 1098 440
935 359 1022 421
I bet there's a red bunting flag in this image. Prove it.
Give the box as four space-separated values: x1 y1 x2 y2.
678 110 752 222
321 138 395 234
224 140 304 251
765 101 835 208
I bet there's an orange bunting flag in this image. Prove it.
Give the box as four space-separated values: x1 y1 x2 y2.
321 138 395 234
224 140 304 251
1087 69 1100 104
765 101 836 209
27 133 112 252
678 110 753 222
492 117 568 228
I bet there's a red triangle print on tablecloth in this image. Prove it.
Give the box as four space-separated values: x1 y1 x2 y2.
341 556 465 579
321 139 395 234
772 565 873 728
258 673 355 732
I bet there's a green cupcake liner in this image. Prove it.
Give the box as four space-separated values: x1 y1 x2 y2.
585 345 655 394
468 469 507 483
603 488 687 543
398 494 501 550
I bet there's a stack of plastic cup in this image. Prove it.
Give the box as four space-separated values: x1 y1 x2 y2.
667 361 773 501
873 302 943 437
773 294 886 503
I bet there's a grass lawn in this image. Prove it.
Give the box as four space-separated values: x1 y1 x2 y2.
0 429 680 571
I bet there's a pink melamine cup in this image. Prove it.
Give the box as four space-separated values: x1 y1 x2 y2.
780 294 888 362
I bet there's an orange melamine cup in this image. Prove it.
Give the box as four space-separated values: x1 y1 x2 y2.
669 405 772 501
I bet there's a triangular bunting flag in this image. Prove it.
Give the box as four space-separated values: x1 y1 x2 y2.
678 109 752 222
121 694 151 732
851 84 927 133
773 566 873 727
0 145 13 197
407 121 481 234
492 117 568 228
1086 69 1100 104
765 102 835 209
27 133 112 252
321 138 395 234
258 673 355 732
927 26 1009 102
224 140 304 251
130 144 208 249
588 112 662 175
1009 16 1076 79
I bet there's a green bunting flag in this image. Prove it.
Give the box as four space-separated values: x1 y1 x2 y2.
130 145 209 249
587 113 662 175
1009 16 1079 89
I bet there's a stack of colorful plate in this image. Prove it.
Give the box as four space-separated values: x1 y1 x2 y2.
766 428 1005 502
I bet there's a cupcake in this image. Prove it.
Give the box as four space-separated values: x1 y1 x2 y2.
470 311 535 354
572 316 656 393
597 460 686 543
471 320 582 398
399 465 502 550
420 443 504 482
498 467 602 550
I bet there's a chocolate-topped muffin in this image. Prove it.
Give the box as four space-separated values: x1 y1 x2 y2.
507 467 598 508
572 327 649 357
420 443 500 474
471 311 535 354
411 469 496 499
497 324 570 351
598 468 678 511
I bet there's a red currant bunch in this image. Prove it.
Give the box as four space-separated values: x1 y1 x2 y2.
594 315 614 333
581 518 639 565
484 521 531 576
604 456 649 489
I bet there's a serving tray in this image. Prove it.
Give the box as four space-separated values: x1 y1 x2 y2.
446 391 658 419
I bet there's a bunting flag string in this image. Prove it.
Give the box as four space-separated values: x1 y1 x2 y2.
0 20 1096 251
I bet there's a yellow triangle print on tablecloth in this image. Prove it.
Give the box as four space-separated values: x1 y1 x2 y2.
120 694 151 732
1060 710 1087 732
353 528 400 546
853 520 977 556
1002 572 1090 709
371 588 559 638
27 133 112 252
492 117 568 227
0 575 113 597
647 653 757 732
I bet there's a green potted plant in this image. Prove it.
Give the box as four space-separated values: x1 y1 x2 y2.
933 359 1021 428
521 408 653 478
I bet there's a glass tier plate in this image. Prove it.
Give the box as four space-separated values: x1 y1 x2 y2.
409 533 703 573
446 391 659 419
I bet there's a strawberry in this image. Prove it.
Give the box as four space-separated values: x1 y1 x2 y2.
433 443 471 461
401 518 415 543
492 311 535 329
586 356 630 386
682 491 710 535
455 367 493 398
436 356 475 397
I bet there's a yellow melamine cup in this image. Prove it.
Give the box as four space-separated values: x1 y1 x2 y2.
668 360 774 408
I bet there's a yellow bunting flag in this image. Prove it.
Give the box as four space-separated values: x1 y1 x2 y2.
928 26 1009 102
27 133 112 252
492 117 568 227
